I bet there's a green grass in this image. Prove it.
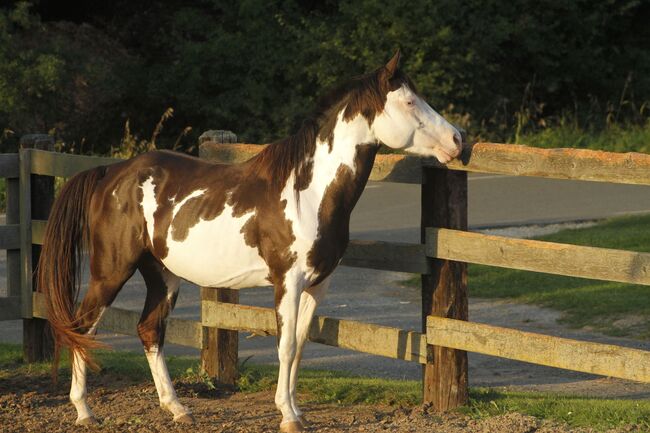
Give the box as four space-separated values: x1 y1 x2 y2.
512 121 650 153
1 342 649 430
407 214 650 337
466 388 650 431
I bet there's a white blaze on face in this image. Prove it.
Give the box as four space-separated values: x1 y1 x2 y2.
372 84 462 163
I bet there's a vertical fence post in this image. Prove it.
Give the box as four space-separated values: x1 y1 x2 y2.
420 164 468 410
198 130 239 386
20 134 55 362
6 172 20 303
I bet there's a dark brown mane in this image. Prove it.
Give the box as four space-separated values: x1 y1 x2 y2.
249 67 413 195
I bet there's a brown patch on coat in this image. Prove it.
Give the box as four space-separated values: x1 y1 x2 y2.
307 144 380 285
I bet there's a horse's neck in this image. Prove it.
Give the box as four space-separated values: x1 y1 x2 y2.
283 114 378 234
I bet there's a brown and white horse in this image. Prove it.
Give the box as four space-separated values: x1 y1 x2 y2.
38 51 462 432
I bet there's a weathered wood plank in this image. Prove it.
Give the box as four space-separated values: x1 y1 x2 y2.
426 228 650 285
421 167 468 410
201 141 650 185
427 316 650 383
21 138 55 362
199 142 422 184
436 142 650 185
19 149 32 319
31 220 46 245
201 287 239 386
0 225 21 250
6 178 20 299
29 149 121 178
32 293 202 349
202 301 427 364
0 296 22 321
0 154 19 178
342 240 429 274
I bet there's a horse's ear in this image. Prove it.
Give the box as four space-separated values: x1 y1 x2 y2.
383 49 401 79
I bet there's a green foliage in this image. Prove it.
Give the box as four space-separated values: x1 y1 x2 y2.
1 1 649 153
514 120 650 153
0 2 140 153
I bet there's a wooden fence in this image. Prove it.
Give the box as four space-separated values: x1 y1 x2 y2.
0 136 649 412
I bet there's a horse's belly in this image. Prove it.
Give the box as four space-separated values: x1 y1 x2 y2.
160 213 270 289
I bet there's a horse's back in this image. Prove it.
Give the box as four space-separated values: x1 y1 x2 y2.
90 150 271 289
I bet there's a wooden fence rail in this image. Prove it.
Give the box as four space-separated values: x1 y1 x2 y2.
202 300 428 364
426 228 650 285
1 138 649 414
427 316 650 383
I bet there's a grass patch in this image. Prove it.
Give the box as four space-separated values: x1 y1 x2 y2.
467 388 650 431
238 363 420 405
511 121 650 153
2 343 649 430
405 214 650 337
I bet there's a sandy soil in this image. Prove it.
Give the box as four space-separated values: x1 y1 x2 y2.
0 370 645 433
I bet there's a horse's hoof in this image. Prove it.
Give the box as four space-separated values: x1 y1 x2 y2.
297 415 309 427
173 413 195 424
76 416 99 426
280 420 304 432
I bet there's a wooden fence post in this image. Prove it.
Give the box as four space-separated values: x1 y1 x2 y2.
20 134 55 363
199 130 239 386
421 165 468 410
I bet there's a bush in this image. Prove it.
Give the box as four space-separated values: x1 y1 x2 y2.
1 1 649 153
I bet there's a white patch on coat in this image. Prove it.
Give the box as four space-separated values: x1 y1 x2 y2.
139 178 269 289
140 177 158 243
280 111 374 282
171 189 206 219
162 205 268 288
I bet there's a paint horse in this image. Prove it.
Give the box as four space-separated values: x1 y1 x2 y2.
39 51 462 432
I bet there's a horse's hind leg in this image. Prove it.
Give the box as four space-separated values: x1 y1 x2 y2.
137 254 193 424
71 274 134 425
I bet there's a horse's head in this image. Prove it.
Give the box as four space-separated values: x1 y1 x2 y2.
371 51 463 163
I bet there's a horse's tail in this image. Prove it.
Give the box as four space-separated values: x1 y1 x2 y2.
37 166 107 380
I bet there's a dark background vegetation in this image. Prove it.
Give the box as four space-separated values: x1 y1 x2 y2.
1 0 649 155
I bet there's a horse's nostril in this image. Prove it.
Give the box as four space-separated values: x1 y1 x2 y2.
453 132 462 148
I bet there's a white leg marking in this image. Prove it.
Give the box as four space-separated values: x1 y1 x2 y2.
144 344 190 420
69 312 105 424
275 273 304 426
70 350 94 424
290 277 330 419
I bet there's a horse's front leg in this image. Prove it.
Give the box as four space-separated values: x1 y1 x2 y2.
274 273 305 433
289 277 330 426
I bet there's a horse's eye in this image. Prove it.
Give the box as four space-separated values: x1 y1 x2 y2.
406 100 415 106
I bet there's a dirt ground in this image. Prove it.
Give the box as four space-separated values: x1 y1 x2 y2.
0 371 645 433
